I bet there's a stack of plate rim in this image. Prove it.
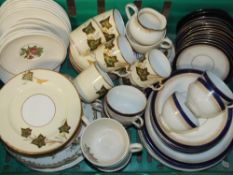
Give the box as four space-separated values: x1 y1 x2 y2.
139 69 233 171
0 0 71 83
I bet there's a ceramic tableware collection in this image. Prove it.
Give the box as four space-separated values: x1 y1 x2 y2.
0 0 71 83
0 0 233 173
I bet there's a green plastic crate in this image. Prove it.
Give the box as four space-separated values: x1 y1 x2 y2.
0 0 233 174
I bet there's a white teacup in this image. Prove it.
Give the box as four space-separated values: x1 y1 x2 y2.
95 35 137 76
70 19 106 55
102 85 147 128
161 92 199 133
128 49 171 89
93 9 125 42
81 118 143 171
69 43 96 72
73 64 114 103
125 3 167 46
186 71 233 118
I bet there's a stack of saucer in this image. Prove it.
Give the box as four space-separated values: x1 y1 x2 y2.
0 0 71 83
174 9 233 82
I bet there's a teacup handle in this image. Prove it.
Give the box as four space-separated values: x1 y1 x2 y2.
82 115 91 126
132 116 144 128
112 70 130 77
159 38 173 50
125 3 138 20
130 143 143 153
91 99 103 112
148 81 164 91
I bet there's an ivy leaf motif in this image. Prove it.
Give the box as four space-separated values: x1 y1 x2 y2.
31 134 46 148
21 128 32 138
87 38 101 51
59 120 71 134
104 53 118 67
100 16 112 29
104 39 115 50
22 71 33 81
36 78 48 85
82 22 96 34
103 32 115 42
96 86 108 96
136 67 150 81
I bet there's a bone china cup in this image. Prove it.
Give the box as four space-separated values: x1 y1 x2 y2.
186 71 233 118
95 35 137 75
70 19 106 55
93 9 126 41
128 49 171 89
161 92 199 133
104 85 147 128
72 64 114 103
125 3 167 46
81 118 143 171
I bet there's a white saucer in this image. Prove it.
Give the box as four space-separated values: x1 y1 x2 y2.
176 44 230 80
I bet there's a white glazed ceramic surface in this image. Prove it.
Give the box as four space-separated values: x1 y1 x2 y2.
145 88 233 163
73 64 114 103
8 102 102 172
95 35 136 73
70 19 106 56
81 118 142 169
0 30 66 75
69 43 96 72
128 49 171 88
93 9 126 40
162 92 199 132
186 79 222 118
0 69 82 156
176 44 230 80
125 3 166 45
104 85 146 128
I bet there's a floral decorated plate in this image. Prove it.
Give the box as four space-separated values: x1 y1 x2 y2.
0 29 66 75
0 69 82 156
7 102 102 172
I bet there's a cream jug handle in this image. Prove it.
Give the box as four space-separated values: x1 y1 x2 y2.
125 3 138 20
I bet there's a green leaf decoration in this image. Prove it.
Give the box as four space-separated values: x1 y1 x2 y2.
96 86 108 96
100 16 112 29
136 67 150 81
104 53 118 67
20 46 43 59
82 22 96 34
87 38 101 51
21 128 32 138
59 120 71 134
22 71 33 81
31 134 46 148
104 39 115 50
103 32 115 42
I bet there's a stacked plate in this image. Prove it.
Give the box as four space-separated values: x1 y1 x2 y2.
140 70 233 171
174 9 233 82
0 0 71 83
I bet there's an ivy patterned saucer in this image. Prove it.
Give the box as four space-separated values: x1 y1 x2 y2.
7 102 102 172
0 69 82 156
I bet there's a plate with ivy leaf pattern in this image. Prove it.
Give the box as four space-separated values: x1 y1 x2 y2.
7 102 102 172
0 69 82 156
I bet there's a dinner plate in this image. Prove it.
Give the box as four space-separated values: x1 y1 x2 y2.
0 69 82 156
174 44 230 80
144 91 233 165
7 102 102 172
0 29 66 75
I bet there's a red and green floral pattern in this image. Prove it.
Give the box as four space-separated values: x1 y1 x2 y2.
20 46 43 59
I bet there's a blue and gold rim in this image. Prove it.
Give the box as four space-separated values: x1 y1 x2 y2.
172 93 198 128
149 69 232 153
